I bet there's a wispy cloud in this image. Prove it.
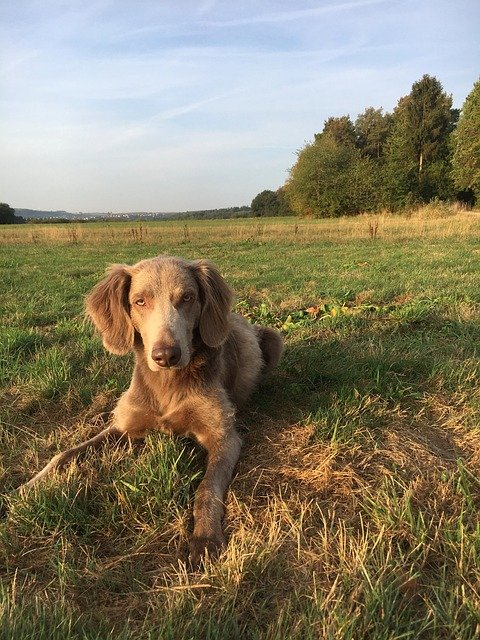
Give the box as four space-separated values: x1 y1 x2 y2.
202 0 388 27
150 90 240 123
0 47 41 77
196 0 220 17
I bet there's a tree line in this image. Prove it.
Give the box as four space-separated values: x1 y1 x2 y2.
3 74 478 223
252 75 479 217
0 203 25 224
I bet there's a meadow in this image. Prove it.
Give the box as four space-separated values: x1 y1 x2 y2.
1 208 479 639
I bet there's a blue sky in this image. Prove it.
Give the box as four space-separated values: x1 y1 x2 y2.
1 0 479 213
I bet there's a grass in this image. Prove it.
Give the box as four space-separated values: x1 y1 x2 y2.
1 209 480 638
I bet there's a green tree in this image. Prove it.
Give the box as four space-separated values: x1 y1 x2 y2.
285 132 380 217
275 187 295 216
251 190 283 216
383 75 456 207
452 78 480 203
316 115 356 146
355 107 393 161
0 203 17 224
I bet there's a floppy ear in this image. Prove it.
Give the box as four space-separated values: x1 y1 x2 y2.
85 264 134 355
191 259 234 348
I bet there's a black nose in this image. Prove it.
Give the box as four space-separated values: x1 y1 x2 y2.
151 344 182 368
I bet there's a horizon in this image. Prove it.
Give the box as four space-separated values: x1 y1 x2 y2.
15 204 252 216
1 0 479 213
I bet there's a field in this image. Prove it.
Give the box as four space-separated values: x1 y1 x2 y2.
1 210 480 639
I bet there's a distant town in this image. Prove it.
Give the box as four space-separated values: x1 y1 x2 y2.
14 206 252 222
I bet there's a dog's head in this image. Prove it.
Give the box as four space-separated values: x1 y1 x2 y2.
85 256 234 371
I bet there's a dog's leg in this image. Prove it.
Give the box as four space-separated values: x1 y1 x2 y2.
255 325 284 373
158 398 242 567
188 426 242 567
19 425 123 492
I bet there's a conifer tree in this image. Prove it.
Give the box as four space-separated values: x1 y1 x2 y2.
383 75 456 207
355 107 393 161
452 78 480 203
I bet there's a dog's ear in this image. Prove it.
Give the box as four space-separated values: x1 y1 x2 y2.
191 260 234 348
85 264 134 355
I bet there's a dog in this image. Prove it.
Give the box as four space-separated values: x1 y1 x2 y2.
22 256 283 565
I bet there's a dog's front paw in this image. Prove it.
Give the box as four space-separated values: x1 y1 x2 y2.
188 533 226 569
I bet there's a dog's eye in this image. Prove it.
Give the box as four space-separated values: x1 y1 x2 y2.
135 298 146 307
182 293 194 303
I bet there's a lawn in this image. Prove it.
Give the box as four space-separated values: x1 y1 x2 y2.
1 210 479 639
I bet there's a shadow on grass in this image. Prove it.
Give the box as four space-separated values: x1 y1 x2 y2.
238 313 480 501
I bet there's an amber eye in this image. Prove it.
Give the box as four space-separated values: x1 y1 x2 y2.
135 298 146 307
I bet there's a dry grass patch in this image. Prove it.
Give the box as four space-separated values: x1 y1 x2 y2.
1 207 479 248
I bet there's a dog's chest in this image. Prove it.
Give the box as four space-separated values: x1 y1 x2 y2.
144 371 190 417
154 385 188 416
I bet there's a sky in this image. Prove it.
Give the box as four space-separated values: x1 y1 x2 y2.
1 1 479 213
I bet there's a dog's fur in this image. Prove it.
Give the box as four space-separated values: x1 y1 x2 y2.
22 256 283 565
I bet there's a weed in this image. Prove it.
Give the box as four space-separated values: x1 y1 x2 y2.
130 225 145 243
67 227 79 244
368 218 379 239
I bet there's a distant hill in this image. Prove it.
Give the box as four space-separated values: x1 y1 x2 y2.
14 206 252 222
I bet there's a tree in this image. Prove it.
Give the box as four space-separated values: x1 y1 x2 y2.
275 186 294 216
0 203 17 224
251 190 277 216
355 107 393 161
383 75 456 206
452 78 480 203
251 190 284 216
285 132 380 217
315 115 356 146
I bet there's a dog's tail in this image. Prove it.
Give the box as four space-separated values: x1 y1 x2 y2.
255 326 284 374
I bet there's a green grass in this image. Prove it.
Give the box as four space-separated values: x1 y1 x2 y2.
1 211 480 638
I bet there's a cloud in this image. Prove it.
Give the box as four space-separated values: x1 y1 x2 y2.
202 0 388 27
196 0 220 17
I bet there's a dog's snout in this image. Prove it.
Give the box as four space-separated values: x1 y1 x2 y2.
151 344 182 368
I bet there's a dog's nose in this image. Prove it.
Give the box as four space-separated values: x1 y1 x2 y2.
151 344 182 368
